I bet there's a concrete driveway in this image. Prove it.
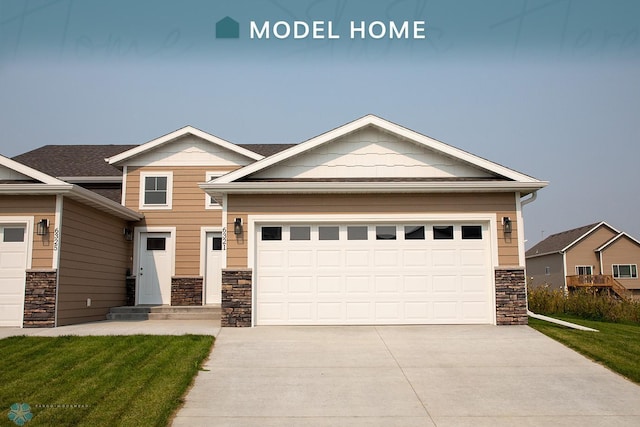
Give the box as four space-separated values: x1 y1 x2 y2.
173 325 640 427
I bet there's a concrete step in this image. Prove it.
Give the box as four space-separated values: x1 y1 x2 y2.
106 313 149 321
107 305 221 321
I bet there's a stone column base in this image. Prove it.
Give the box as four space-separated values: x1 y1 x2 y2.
171 276 203 306
23 269 57 328
495 267 528 325
221 269 252 327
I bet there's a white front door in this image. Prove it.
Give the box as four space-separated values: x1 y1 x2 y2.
0 224 28 327
138 232 172 305
204 232 223 304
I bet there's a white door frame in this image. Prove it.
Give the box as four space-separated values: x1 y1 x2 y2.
133 227 176 305
249 213 499 327
0 216 34 328
200 226 226 304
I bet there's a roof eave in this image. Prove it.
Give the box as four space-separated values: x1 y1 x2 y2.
0 184 142 221
200 181 548 194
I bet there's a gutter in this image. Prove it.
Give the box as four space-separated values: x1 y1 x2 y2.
527 311 598 332
200 181 548 194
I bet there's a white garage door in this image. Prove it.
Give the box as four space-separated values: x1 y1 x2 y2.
0 224 29 327
256 222 494 325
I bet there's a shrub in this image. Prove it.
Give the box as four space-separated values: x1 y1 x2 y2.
527 285 640 324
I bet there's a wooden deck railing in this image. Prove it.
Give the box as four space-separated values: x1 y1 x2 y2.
566 275 633 299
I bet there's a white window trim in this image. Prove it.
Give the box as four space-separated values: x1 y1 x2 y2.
205 171 225 210
139 172 173 210
575 265 593 275
612 264 638 279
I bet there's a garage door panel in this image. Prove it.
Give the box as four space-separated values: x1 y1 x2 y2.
432 250 457 266
317 250 342 268
256 222 493 325
403 250 428 266
288 250 313 267
345 276 371 293
287 276 313 294
317 302 343 321
403 276 430 293
374 250 398 266
345 250 369 267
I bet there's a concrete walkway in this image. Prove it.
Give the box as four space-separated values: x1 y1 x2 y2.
0 319 220 338
173 325 640 427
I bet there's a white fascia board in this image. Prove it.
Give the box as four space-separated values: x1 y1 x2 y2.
214 114 545 185
106 125 263 165
0 154 67 185
595 232 640 252
0 183 142 221
525 250 562 259
200 180 547 194
560 221 620 253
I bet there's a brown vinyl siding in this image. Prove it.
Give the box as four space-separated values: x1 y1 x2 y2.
226 192 520 268
600 237 640 290
125 166 237 275
0 195 56 269
56 198 133 326
565 227 617 276
526 253 565 290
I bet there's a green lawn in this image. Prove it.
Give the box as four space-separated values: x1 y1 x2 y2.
0 335 213 426
529 316 640 384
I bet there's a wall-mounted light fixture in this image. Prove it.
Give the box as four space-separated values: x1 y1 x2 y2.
123 227 133 241
36 218 50 236
234 218 243 236
503 217 512 234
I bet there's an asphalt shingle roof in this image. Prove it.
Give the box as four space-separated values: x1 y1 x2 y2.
12 143 295 178
525 222 601 257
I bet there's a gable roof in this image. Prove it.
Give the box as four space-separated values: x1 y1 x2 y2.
106 125 264 165
203 115 548 194
525 222 620 258
0 154 142 221
595 232 640 252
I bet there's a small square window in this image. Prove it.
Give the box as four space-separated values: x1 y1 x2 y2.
404 226 425 240
319 226 339 240
3 227 25 242
290 226 311 241
461 225 482 240
347 226 368 240
261 227 282 241
376 226 396 240
146 237 166 251
433 225 454 240
212 237 223 251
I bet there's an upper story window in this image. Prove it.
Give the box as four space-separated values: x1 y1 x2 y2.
205 171 225 209
140 172 173 209
613 264 637 279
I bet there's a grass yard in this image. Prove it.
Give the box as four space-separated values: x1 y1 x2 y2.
0 335 213 426
529 316 640 384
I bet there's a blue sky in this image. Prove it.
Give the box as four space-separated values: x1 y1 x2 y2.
1 0 639 245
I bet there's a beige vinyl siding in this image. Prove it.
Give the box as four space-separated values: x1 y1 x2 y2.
56 198 133 326
526 253 565 290
125 166 237 275
600 237 640 290
226 192 520 268
566 227 617 276
0 195 56 269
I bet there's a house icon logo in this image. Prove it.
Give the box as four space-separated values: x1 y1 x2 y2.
216 16 239 39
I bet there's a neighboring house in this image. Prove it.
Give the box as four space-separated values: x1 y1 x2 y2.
0 155 142 327
2 115 548 327
526 222 640 299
